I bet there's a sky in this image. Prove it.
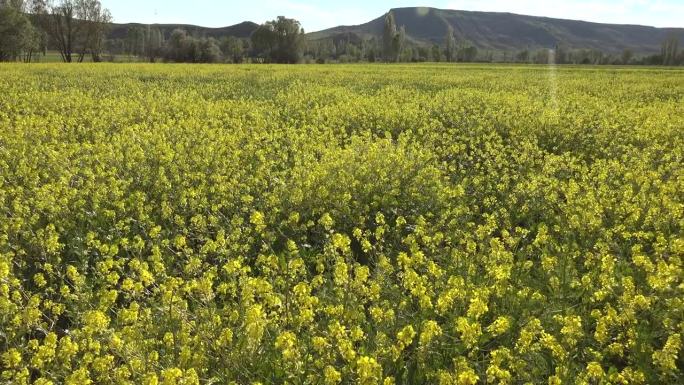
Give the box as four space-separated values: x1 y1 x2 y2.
100 0 684 32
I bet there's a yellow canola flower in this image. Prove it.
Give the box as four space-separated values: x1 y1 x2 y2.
245 304 267 350
466 296 488 320
456 317 482 350
2 348 22 368
250 211 266 232
319 213 334 231
586 362 604 380
457 369 479 385
0 260 9 279
1 63 683 385
419 320 443 347
487 316 511 337
652 333 681 374
356 356 382 385
323 365 342 385
275 331 298 360
396 325 416 347
65 368 92 385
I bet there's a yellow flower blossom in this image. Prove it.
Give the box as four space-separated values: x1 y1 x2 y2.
323 365 342 385
356 356 382 385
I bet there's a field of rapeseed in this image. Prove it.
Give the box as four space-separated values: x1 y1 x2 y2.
0 63 682 384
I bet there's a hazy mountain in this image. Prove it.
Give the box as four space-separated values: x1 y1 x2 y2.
308 7 684 54
107 21 259 40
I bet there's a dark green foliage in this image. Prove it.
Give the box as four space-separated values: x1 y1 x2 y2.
250 16 304 64
162 28 222 63
0 1 38 61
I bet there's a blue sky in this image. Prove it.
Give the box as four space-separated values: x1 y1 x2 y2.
100 0 684 31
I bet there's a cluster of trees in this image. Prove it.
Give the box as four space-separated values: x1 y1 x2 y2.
513 39 683 66
106 17 303 64
118 26 164 62
251 16 305 63
660 35 681 66
304 37 480 64
381 11 405 62
303 13 479 64
0 0 111 62
305 37 682 66
2 5 682 66
163 29 222 63
0 0 43 61
442 25 478 62
107 27 228 64
378 12 476 63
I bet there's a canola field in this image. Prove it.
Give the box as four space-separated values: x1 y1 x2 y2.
0 63 683 384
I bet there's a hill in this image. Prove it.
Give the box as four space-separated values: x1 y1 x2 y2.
107 21 259 40
309 7 684 54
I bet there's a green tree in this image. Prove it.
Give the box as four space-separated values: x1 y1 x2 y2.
444 24 455 62
458 44 478 62
145 26 163 62
76 0 112 62
43 0 78 62
125 26 147 56
250 16 304 64
431 44 442 62
555 43 569 64
517 49 529 63
392 25 405 62
35 0 110 62
197 37 221 63
661 34 679 66
1 0 25 10
22 21 42 62
164 28 191 62
0 0 38 61
221 36 247 63
381 11 407 63
162 28 222 63
621 48 633 65
382 11 397 62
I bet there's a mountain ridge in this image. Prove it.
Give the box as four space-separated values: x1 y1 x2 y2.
308 7 684 54
107 21 259 40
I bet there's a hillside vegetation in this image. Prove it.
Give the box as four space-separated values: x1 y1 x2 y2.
1 64 683 384
310 7 684 54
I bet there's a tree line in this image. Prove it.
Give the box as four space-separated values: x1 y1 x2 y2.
1 0 307 64
1 0 112 62
103 16 307 64
1 4 682 65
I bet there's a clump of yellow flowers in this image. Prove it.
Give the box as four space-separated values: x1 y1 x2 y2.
1 63 683 384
